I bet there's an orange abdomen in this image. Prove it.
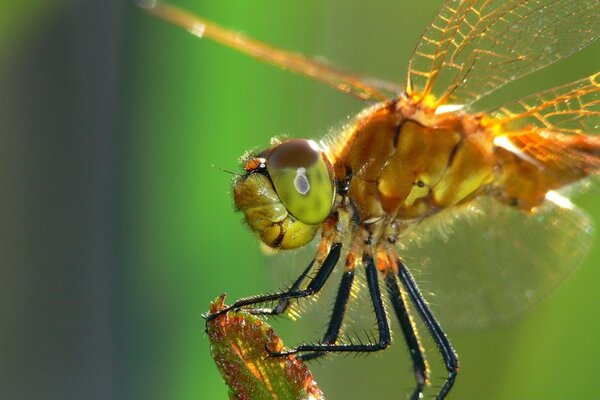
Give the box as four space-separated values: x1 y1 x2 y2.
493 132 600 210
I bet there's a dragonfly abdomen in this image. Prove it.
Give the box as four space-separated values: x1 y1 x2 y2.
493 132 600 211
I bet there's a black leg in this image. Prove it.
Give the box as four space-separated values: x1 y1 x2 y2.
206 243 342 322
277 255 390 355
384 271 428 400
298 269 355 361
246 258 315 316
397 260 459 400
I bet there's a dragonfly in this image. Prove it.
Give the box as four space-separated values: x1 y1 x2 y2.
140 1 600 399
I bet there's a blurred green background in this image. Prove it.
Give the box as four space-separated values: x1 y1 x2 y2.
2 1 599 399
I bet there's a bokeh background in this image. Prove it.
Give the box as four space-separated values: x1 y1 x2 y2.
2 1 600 399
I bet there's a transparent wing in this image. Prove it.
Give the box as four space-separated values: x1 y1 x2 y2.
490 72 600 173
139 1 393 102
407 0 600 107
398 193 594 331
492 72 600 135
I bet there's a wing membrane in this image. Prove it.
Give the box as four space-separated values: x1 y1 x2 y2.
490 72 600 173
408 0 600 107
493 72 600 135
398 194 594 331
140 1 391 102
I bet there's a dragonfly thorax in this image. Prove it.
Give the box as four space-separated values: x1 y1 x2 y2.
331 101 497 230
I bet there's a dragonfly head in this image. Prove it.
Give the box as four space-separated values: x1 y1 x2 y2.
233 139 335 250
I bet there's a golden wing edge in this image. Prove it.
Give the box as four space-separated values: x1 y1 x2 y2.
407 0 600 108
492 71 600 132
488 71 600 173
138 0 394 102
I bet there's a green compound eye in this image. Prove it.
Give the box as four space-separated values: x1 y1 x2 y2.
266 139 335 225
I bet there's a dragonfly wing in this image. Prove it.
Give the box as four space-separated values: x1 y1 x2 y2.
140 1 395 102
407 0 600 107
490 72 600 174
398 193 594 331
492 72 600 135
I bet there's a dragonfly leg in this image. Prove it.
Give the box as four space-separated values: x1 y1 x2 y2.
384 270 429 400
396 259 459 400
205 243 342 323
244 257 316 317
297 268 355 361
274 254 391 356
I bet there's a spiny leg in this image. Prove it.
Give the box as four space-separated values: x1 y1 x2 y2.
299 250 359 361
205 243 342 323
298 268 355 361
276 254 390 356
245 257 315 317
384 270 428 400
396 259 459 400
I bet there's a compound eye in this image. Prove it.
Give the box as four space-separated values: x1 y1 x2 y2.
266 139 334 224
